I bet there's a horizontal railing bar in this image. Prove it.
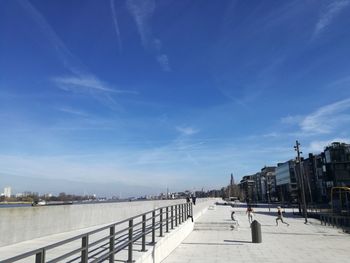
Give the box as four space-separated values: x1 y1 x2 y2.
68 224 157 263
87 245 110 261
1 248 43 263
88 235 112 248
72 215 186 263
46 246 83 263
64 223 155 263
3 202 188 262
89 223 152 260
90 236 141 263
132 220 145 228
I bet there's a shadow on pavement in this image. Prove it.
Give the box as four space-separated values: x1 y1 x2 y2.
223 240 251 244
255 210 298 218
182 242 243 246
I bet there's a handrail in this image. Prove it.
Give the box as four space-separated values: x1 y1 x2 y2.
2 202 193 263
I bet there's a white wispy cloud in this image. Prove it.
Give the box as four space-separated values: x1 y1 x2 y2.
110 0 123 53
313 0 350 37
53 75 138 95
157 54 171 72
280 115 304 125
176 126 199 136
153 38 162 51
300 98 350 134
54 75 114 92
57 107 89 117
307 138 350 152
19 0 137 105
18 0 82 75
126 0 155 48
327 75 350 88
126 0 171 72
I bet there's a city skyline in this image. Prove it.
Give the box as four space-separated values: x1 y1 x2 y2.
1 0 350 196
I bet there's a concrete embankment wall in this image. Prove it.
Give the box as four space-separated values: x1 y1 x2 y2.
0 199 191 247
136 198 217 263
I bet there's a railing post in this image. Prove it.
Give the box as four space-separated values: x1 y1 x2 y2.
160 208 163 237
142 214 146 251
175 205 178 227
181 204 184 223
191 202 193 219
166 207 169 233
178 205 181 224
127 219 133 263
109 226 115 263
171 205 174 229
81 235 89 263
152 210 156 244
35 249 45 263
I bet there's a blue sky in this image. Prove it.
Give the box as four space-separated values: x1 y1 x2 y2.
1 0 350 197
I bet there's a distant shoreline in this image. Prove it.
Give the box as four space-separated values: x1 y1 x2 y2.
0 202 32 205
0 202 32 208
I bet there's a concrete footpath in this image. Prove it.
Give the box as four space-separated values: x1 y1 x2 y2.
162 203 350 263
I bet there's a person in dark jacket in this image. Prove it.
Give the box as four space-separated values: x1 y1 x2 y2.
191 196 196 205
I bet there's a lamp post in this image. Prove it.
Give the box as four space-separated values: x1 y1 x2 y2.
294 140 308 224
267 180 272 212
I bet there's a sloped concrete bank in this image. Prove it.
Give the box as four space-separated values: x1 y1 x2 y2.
0 199 188 247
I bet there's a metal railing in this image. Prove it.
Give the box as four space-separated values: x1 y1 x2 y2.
318 213 350 233
2 202 193 263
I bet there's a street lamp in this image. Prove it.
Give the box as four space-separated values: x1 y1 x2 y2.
267 180 272 212
294 140 308 224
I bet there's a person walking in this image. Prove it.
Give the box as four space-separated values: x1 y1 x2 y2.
246 206 254 224
276 206 289 226
191 196 196 205
230 211 239 230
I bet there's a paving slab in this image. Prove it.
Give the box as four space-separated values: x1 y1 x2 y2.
162 203 350 263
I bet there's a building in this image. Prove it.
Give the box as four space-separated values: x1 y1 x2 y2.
240 175 256 203
261 166 277 202
276 161 298 203
323 142 350 186
4 186 12 198
252 172 262 202
303 153 327 204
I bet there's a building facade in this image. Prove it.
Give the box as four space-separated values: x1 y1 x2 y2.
261 166 277 202
276 160 298 203
240 175 256 203
4 186 12 198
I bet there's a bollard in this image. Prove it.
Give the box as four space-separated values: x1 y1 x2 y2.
251 220 262 243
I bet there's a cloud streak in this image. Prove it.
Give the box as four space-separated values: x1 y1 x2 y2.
176 126 199 136
157 54 171 72
126 0 171 71
313 0 350 37
110 0 123 53
307 138 350 153
126 0 155 48
19 0 136 106
281 98 350 136
17 0 81 74
53 75 138 95
57 107 89 117
300 98 350 134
